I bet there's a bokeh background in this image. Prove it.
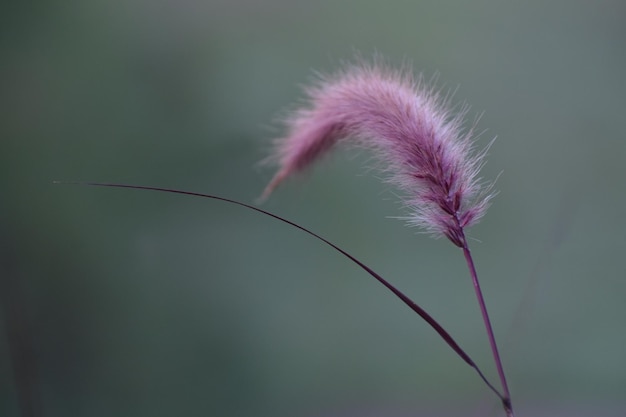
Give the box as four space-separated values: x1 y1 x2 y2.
1 0 625 416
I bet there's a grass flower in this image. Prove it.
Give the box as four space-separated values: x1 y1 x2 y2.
262 62 514 416
262 63 493 247
57 60 515 417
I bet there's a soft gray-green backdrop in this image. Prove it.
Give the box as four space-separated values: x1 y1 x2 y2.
2 1 625 416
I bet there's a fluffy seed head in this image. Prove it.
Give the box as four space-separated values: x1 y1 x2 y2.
262 63 494 247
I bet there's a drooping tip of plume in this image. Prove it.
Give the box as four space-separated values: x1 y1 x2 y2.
258 169 288 203
262 61 495 246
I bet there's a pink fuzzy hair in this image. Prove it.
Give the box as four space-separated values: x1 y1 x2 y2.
262 63 494 247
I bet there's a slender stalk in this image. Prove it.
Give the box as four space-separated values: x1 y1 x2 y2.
57 181 504 399
459 231 514 417
59 181 512 410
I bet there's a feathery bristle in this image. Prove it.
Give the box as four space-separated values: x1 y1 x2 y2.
263 63 493 246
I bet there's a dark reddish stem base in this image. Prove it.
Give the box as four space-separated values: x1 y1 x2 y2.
460 233 514 417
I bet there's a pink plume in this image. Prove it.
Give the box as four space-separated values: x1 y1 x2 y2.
262 63 494 247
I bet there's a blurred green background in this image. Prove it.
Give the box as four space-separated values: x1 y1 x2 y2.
1 0 625 416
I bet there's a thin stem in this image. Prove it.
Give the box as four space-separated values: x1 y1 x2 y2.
460 232 514 417
56 181 504 400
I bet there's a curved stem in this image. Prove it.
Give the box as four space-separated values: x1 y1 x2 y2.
55 181 505 401
460 233 514 417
